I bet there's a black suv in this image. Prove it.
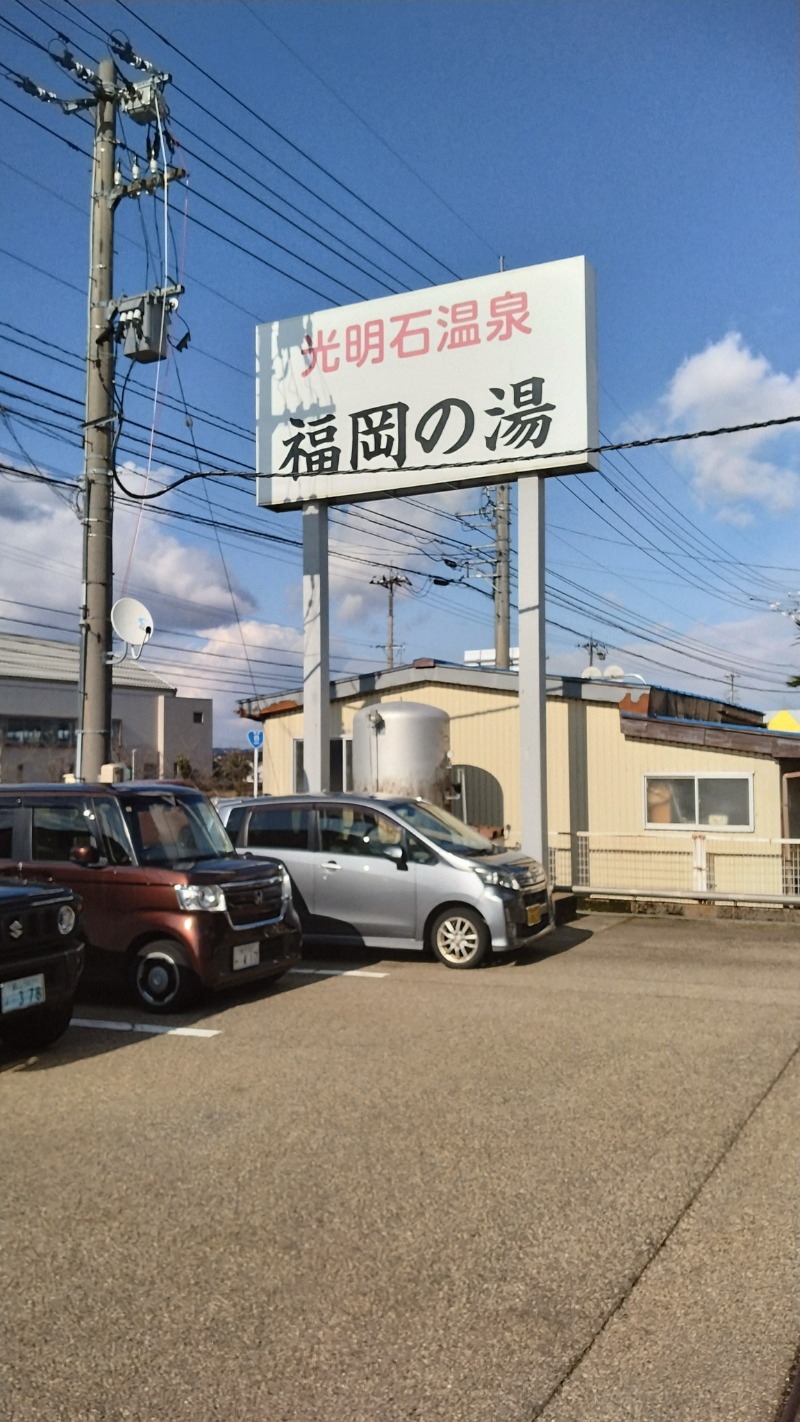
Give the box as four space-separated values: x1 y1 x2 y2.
0 881 83 1051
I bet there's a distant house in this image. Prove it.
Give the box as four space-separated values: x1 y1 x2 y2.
0 632 213 782
238 659 800 901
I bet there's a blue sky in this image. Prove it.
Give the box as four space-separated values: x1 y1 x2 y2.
1 0 798 745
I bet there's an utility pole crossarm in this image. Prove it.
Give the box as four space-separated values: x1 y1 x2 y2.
109 167 187 207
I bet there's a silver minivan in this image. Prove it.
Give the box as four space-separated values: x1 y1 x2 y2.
216 794 553 969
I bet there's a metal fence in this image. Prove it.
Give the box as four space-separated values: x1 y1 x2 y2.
548 832 800 904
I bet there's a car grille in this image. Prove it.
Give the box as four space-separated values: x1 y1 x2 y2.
225 874 284 927
0 901 64 962
522 886 549 911
512 860 547 892
517 884 550 940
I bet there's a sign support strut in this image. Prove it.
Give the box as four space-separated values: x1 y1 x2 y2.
518 475 549 867
302 502 330 792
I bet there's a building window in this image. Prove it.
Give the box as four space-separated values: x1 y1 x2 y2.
292 738 353 793
0 715 77 748
193 711 204 724
644 775 753 831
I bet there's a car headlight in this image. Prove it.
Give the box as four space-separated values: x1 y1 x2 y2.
57 904 76 935
475 866 521 891
280 867 292 903
174 883 227 912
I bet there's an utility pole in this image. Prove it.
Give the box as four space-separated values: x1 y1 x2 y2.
580 636 607 669
371 571 410 669
494 484 511 668
78 57 117 782
13 46 184 781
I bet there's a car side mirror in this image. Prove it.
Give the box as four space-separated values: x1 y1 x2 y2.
382 843 406 868
70 843 101 866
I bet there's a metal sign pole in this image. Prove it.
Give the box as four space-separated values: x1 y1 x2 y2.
302 502 330 792
518 475 548 867
247 728 263 796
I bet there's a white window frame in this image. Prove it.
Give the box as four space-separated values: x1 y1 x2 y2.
643 772 754 832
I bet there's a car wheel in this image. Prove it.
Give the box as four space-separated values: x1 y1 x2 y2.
132 944 196 1013
0 1000 74 1051
429 907 489 969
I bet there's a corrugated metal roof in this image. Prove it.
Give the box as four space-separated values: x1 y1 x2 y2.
0 632 175 692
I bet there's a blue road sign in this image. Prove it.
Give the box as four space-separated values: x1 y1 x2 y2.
247 729 264 750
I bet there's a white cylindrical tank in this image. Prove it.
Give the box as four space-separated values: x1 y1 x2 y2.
352 702 451 804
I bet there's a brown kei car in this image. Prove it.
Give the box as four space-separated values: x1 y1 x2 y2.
0 783 302 1012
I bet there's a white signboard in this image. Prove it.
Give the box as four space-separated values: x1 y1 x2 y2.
257 256 598 510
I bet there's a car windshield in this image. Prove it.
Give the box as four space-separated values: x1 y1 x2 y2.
387 799 499 857
119 790 235 864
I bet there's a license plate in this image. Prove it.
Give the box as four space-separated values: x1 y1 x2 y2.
526 904 542 927
2 973 46 1014
232 942 260 971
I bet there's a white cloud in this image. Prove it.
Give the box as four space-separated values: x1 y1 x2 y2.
650 333 800 517
115 464 258 630
168 618 304 746
0 472 306 748
0 483 81 624
328 488 478 635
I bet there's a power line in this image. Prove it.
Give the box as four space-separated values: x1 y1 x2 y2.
36 0 428 292
48 0 456 290
107 0 462 283
89 410 800 497
174 123 409 296
240 0 500 262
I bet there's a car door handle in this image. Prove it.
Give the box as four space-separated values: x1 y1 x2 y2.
322 859 341 871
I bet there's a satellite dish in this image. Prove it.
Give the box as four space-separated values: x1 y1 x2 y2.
111 597 154 657
603 664 626 679
581 665 602 679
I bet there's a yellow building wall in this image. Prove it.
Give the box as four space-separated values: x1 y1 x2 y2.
258 689 783 857
581 703 782 837
260 709 301 797
260 684 523 833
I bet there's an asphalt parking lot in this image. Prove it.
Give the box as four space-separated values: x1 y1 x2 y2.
2 912 798 1422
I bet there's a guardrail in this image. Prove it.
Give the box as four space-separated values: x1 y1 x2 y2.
548 832 800 903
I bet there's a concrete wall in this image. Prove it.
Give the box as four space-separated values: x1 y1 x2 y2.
0 678 212 783
158 696 213 780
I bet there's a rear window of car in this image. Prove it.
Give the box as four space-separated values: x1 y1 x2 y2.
248 806 311 852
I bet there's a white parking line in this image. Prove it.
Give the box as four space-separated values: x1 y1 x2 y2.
71 1018 220 1038
289 967 388 979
